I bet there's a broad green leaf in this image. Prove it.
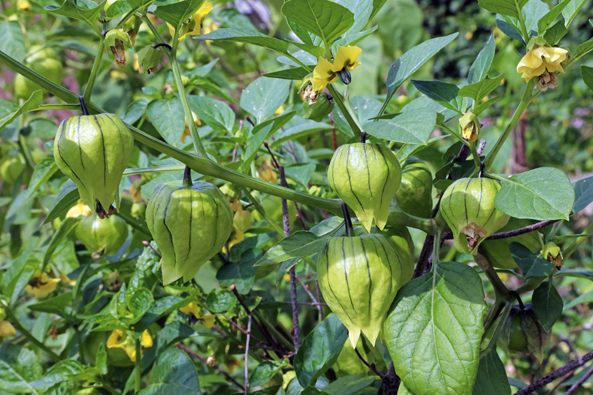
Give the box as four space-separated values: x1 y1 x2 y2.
384 33 458 107
522 0 549 37
205 289 237 314
146 98 185 145
333 26 378 49
240 111 295 172
555 268 593 280
0 360 39 394
336 0 373 36
411 80 462 113
582 65 593 91
0 21 26 63
537 0 571 34
42 217 80 268
250 361 282 387
564 288 593 309
135 294 196 331
572 175 593 213
22 159 58 202
153 0 205 28
281 0 355 45
105 0 131 19
561 0 587 27
289 40 326 57
370 0 388 20
216 250 260 294
240 77 291 124
384 261 486 395
363 107 437 144
126 288 154 323
472 350 511 395
294 314 348 387
196 28 288 54
96 344 108 375
122 99 149 125
262 67 311 80
532 281 563 331
468 34 495 84
0 91 43 132
30 360 83 393
187 95 236 133
496 15 524 42
42 180 80 225
458 74 504 103
494 168 575 221
475 95 502 116
285 163 316 186
574 39 593 63
510 243 556 278
127 0 154 7
45 0 103 24
478 0 529 19
28 292 73 316
323 375 377 395
138 383 197 395
149 348 201 390
333 95 383 136
271 120 333 148
543 21 568 45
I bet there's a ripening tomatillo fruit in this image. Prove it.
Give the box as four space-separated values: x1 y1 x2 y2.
394 157 433 218
76 214 128 256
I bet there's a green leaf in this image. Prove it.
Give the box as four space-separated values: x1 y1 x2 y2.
105 0 132 19
45 0 103 24
532 281 563 331
323 375 377 395
494 168 575 221
555 268 593 280
240 77 291 124
385 33 458 107
270 120 333 148
127 0 154 7
411 80 462 113
538 0 571 34
205 289 237 314
363 107 437 144
561 0 587 27
30 360 83 393
0 360 40 394
28 292 72 316
42 180 80 225
262 67 311 80
146 98 185 145
458 74 504 103
472 350 511 395
496 15 524 42
126 288 154 323
582 65 593 91
0 91 43 132
135 294 196 331
187 95 236 133
522 0 550 37
22 159 58 202
138 383 198 395
96 343 108 375
335 0 373 36
148 348 201 390
281 0 355 45
250 361 282 387
294 314 348 387
543 20 568 45
384 261 486 395
196 28 288 54
122 99 149 125
478 0 529 18
468 34 496 84
475 95 502 116
564 288 593 309
575 39 593 63
216 250 259 294
153 0 205 28
42 217 80 268
0 21 26 63
510 243 556 278
572 175 593 213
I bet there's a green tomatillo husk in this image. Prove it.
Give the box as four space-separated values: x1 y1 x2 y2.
394 157 433 218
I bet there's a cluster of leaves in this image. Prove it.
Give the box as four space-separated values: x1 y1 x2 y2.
2 0 593 394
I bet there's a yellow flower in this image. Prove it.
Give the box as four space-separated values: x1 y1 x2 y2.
180 112 202 143
517 46 568 82
0 321 16 337
66 202 92 218
257 161 277 183
107 329 153 362
223 230 244 253
202 18 219 45
25 271 60 299
230 199 242 212
133 53 140 71
167 1 213 43
180 301 216 328
274 106 284 115
17 0 31 12
312 46 362 91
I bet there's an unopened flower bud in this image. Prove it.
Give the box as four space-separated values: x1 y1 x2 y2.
137 45 163 74
541 242 562 268
460 112 481 143
303 91 334 122
206 355 216 367
105 30 133 66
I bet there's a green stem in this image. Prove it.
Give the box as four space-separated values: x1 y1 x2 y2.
135 338 141 392
284 53 311 71
515 6 530 44
439 123 469 147
115 212 150 235
2 304 61 361
31 104 81 111
141 14 165 44
123 165 186 175
241 188 285 235
75 327 86 364
475 253 510 298
483 79 536 170
83 39 106 103
469 141 481 169
562 221 593 261
327 85 363 139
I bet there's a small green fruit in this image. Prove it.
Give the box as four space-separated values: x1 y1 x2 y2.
0 155 26 184
394 158 433 218
503 304 550 360
53 114 134 217
480 218 543 269
318 233 413 347
440 178 510 255
131 202 146 218
146 181 233 284
15 47 63 99
303 92 334 122
328 143 401 233
76 214 128 256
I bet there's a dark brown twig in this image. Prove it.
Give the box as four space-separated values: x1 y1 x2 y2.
441 219 557 241
297 277 323 318
565 363 593 395
513 349 593 395
244 315 251 394
178 343 245 392
221 313 264 344
354 347 384 378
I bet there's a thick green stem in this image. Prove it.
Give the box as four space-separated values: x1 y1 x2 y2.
475 253 509 298
83 39 106 103
2 303 61 361
483 79 536 170
469 140 481 169
327 84 363 139
135 338 141 392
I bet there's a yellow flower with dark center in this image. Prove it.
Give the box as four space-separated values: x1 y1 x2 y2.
167 1 213 43
25 271 60 299
17 0 31 12
67 202 92 218
107 329 153 362
0 321 16 337
312 46 362 91
517 46 568 82
179 301 215 328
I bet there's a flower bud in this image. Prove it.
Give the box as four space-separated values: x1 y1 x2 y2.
122 15 142 46
440 178 510 254
542 242 562 268
137 45 163 74
206 355 216 367
303 91 334 122
394 157 433 218
503 304 550 361
233 209 253 232
105 30 133 66
328 143 401 233
131 202 146 218
220 183 241 202
459 112 480 143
